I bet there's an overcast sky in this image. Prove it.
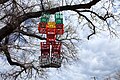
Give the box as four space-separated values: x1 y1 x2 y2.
45 34 120 80
44 0 120 80
0 0 120 80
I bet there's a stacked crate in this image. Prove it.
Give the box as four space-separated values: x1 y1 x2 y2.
55 13 64 34
38 13 64 68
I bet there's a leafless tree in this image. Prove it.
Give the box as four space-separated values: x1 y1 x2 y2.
0 0 119 80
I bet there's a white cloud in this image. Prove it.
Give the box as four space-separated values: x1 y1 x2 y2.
46 36 120 80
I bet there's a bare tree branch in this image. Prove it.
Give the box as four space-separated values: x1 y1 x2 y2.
40 0 45 11
15 30 46 40
74 9 96 39
3 48 26 70
0 0 9 4
1 37 26 71
0 0 101 42
79 10 105 20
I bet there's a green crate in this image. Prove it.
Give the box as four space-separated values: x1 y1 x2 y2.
40 18 46 22
40 13 50 22
55 13 63 19
55 19 63 24
44 14 50 18
40 17 50 22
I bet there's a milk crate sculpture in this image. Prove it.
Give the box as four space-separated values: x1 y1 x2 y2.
38 13 64 68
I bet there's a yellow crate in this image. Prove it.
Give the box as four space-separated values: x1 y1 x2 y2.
47 22 56 28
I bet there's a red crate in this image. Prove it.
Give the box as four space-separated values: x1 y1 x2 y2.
41 42 50 49
55 24 64 34
46 28 56 42
46 28 56 34
56 24 64 29
38 22 47 34
51 42 61 58
40 42 50 58
39 22 47 28
52 42 61 50
38 28 46 34
47 34 56 42
56 29 64 35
